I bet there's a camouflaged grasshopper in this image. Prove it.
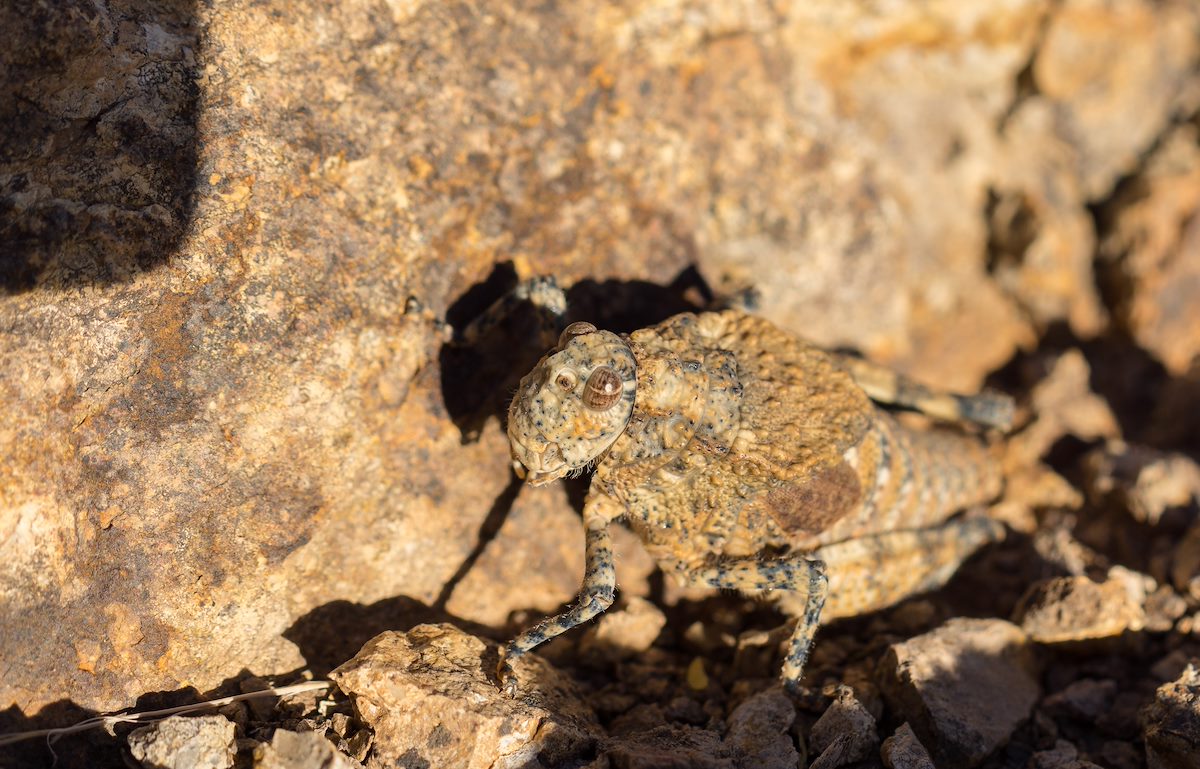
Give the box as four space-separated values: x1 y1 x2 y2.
486 279 1013 694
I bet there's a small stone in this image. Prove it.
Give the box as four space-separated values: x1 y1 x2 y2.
1141 661 1200 769
1144 585 1189 632
807 684 878 769
609 704 668 738
1014 573 1145 643
664 696 708 726
1099 691 1147 740
1098 739 1141 769
1083 443 1200 527
880 723 935 769
252 730 362 769
1009 350 1120 469
878 618 1039 768
328 712 351 738
1042 679 1117 721
127 715 237 769
724 689 798 769
330 625 598 769
1028 739 1077 769
344 730 371 763
686 657 710 692
578 597 667 662
1151 650 1194 683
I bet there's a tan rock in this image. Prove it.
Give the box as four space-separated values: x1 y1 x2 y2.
1015 571 1148 643
878 618 1039 768
991 0 1200 337
1099 119 1200 375
329 625 598 769
127 715 237 769
445 483 584 627
253 730 363 769
1009 350 1120 469
1083 443 1200 526
578 597 668 663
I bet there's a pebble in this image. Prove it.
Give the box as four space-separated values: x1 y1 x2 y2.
253 729 362 769
127 715 237 769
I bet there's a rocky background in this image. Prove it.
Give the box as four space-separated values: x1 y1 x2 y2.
1 0 1199 767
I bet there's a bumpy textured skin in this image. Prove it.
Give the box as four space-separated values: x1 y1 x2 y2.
504 310 1008 692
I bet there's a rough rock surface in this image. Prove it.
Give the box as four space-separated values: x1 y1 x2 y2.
722 689 799 769
1099 122 1200 375
578 597 668 663
253 730 363 769
1 5 1199 769
126 715 237 769
1015 573 1147 643
444 483 584 627
808 685 879 769
880 723 936 769
878 618 1040 768
1141 662 1200 769
329 624 598 769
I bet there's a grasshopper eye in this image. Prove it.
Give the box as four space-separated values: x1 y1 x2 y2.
582 366 622 410
553 369 578 392
558 321 597 349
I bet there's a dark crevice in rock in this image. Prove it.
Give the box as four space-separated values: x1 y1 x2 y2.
995 0 1057 135
437 265 712 442
1089 106 1200 337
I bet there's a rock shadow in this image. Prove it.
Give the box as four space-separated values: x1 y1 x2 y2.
0 698 121 769
438 263 714 441
0 0 201 293
283 595 500 679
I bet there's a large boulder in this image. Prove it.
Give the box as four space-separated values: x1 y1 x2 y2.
2 0 1197 715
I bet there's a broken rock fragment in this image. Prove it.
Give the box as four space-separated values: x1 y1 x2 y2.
330 624 598 769
253 729 363 769
808 684 879 769
127 714 237 769
1014 572 1147 643
723 689 799 769
880 723 935 769
878 618 1039 768
578 596 667 663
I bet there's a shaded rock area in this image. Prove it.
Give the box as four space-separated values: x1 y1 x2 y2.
1 0 1200 768
1141 662 1200 769
878 618 1041 768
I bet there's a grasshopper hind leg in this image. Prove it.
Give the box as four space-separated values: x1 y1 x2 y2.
693 553 830 694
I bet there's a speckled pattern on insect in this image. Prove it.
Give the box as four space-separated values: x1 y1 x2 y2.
498 287 1014 695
